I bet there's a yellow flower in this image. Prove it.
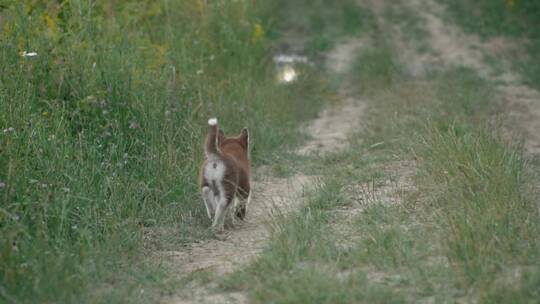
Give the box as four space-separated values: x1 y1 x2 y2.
42 111 49 117
3 21 12 35
44 14 56 32
44 13 59 40
505 0 515 9
252 23 265 43
196 0 206 15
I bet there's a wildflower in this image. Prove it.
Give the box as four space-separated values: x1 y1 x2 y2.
20 51 38 57
505 0 515 8
196 69 204 75
129 121 139 129
196 0 206 15
42 111 49 117
44 15 55 30
252 23 265 42
3 127 15 133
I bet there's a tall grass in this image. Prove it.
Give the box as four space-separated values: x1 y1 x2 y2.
417 123 539 286
0 1 325 302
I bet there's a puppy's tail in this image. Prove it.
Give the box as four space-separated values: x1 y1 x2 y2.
205 118 220 156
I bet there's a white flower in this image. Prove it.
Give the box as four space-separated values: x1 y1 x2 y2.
20 51 38 57
128 121 139 129
3 127 15 133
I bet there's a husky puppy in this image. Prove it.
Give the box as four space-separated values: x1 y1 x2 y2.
199 118 250 231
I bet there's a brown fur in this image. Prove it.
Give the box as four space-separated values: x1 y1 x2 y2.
199 118 250 230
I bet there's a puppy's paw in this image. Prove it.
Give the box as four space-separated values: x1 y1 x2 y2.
235 205 246 220
211 224 225 234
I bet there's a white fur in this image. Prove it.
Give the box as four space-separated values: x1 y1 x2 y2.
246 192 252 214
208 118 217 126
203 160 228 230
204 160 225 182
213 196 228 230
202 158 226 230
247 129 250 160
201 186 216 219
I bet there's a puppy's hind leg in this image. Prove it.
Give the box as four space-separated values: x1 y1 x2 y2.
234 196 248 220
201 186 216 219
235 188 251 220
212 196 230 232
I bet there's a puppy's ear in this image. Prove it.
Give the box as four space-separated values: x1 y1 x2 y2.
240 128 248 139
240 128 249 147
217 129 225 144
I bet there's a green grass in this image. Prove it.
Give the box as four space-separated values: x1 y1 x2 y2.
222 20 540 302
437 0 540 88
417 123 539 288
0 1 328 303
272 0 374 56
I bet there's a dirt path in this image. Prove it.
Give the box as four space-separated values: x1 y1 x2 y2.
400 0 540 155
158 37 369 304
297 37 368 156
